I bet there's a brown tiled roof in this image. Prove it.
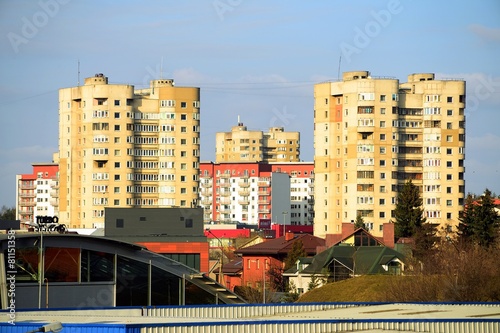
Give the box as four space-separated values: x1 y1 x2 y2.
234 234 325 256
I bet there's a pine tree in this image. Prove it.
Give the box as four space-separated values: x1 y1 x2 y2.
394 180 426 238
354 214 364 229
0 206 16 220
284 239 307 270
457 194 476 243
470 189 499 247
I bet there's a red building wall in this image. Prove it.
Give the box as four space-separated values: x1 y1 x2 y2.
137 241 209 273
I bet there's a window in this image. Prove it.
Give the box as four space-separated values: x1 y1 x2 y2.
447 187 452 194
114 100 120 106
181 114 187 120
446 135 453 142
446 174 452 180
380 121 386 128
114 162 120 168
380 172 386 180
447 161 452 168
181 102 187 108
380 160 386 167
114 175 120 181
447 122 452 129
380 147 386 154
447 96 453 103
181 127 187 133
380 108 386 114
114 112 120 118
379 212 385 218
380 95 386 102
114 125 120 131
447 200 452 206
447 148 452 155
380 134 386 140
447 109 453 116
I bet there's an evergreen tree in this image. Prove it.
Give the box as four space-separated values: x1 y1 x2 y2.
467 189 499 248
354 214 364 229
284 239 307 270
457 194 476 243
0 206 16 220
394 180 426 238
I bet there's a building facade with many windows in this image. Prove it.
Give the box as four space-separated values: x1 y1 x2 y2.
215 120 300 163
58 74 200 228
200 162 314 226
314 71 465 238
16 162 59 226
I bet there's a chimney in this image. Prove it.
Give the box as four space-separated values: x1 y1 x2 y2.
285 232 294 241
383 222 395 248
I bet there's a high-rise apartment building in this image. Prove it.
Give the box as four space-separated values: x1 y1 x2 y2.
16 162 59 226
215 120 300 163
314 71 465 238
200 162 314 226
59 74 200 229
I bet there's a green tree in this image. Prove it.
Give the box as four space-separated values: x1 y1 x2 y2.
459 189 499 248
0 206 16 220
457 194 476 243
284 239 307 271
354 214 364 229
394 180 426 238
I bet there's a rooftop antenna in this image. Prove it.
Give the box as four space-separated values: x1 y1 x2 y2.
77 59 80 86
337 55 342 80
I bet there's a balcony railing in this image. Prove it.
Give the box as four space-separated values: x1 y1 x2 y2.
238 190 250 196
20 192 35 198
50 199 59 206
219 191 231 197
219 182 231 188
219 173 231 178
201 198 212 205
238 199 250 205
19 184 35 190
238 181 250 187
258 208 270 214
258 191 269 196
258 181 270 187
201 182 213 188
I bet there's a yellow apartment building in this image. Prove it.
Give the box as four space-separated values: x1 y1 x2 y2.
58 74 200 228
314 71 466 238
215 119 300 163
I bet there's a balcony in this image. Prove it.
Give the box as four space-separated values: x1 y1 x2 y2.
258 191 269 196
238 189 250 196
201 188 212 196
201 198 212 205
50 199 59 206
219 197 231 205
50 182 59 189
20 201 36 207
238 181 250 187
201 182 213 188
308 181 314 188
308 207 314 213
238 199 250 205
258 199 269 205
258 181 270 187
219 208 231 214
20 192 35 198
19 183 35 190
307 199 315 204
219 191 231 197
219 173 231 179
258 208 270 214
50 190 58 197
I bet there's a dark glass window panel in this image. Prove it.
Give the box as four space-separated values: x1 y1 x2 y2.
151 266 179 305
8 247 39 283
116 256 148 306
44 247 79 282
81 250 114 282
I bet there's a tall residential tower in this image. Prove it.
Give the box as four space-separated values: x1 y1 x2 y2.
314 71 465 238
59 74 200 228
215 120 300 163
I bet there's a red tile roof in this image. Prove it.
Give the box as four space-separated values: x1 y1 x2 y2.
234 233 325 256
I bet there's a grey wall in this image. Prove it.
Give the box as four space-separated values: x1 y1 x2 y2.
16 283 114 309
104 208 204 237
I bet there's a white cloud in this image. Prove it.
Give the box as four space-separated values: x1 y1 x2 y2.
468 24 500 42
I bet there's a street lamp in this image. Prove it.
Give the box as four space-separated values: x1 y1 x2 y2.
282 211 288 237
206 228 224 287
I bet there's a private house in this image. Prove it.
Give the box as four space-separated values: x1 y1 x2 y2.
284 228 405 294
234 233 325 290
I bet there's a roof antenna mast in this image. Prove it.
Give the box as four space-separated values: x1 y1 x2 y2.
337 55 342 80
77 59 80 86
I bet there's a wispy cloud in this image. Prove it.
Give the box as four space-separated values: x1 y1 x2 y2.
468 24 500 42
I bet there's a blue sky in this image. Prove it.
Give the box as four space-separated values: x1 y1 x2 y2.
1 0 499 206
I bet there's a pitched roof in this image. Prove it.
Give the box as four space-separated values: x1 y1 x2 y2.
234 234 325 256
301 246 405 275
